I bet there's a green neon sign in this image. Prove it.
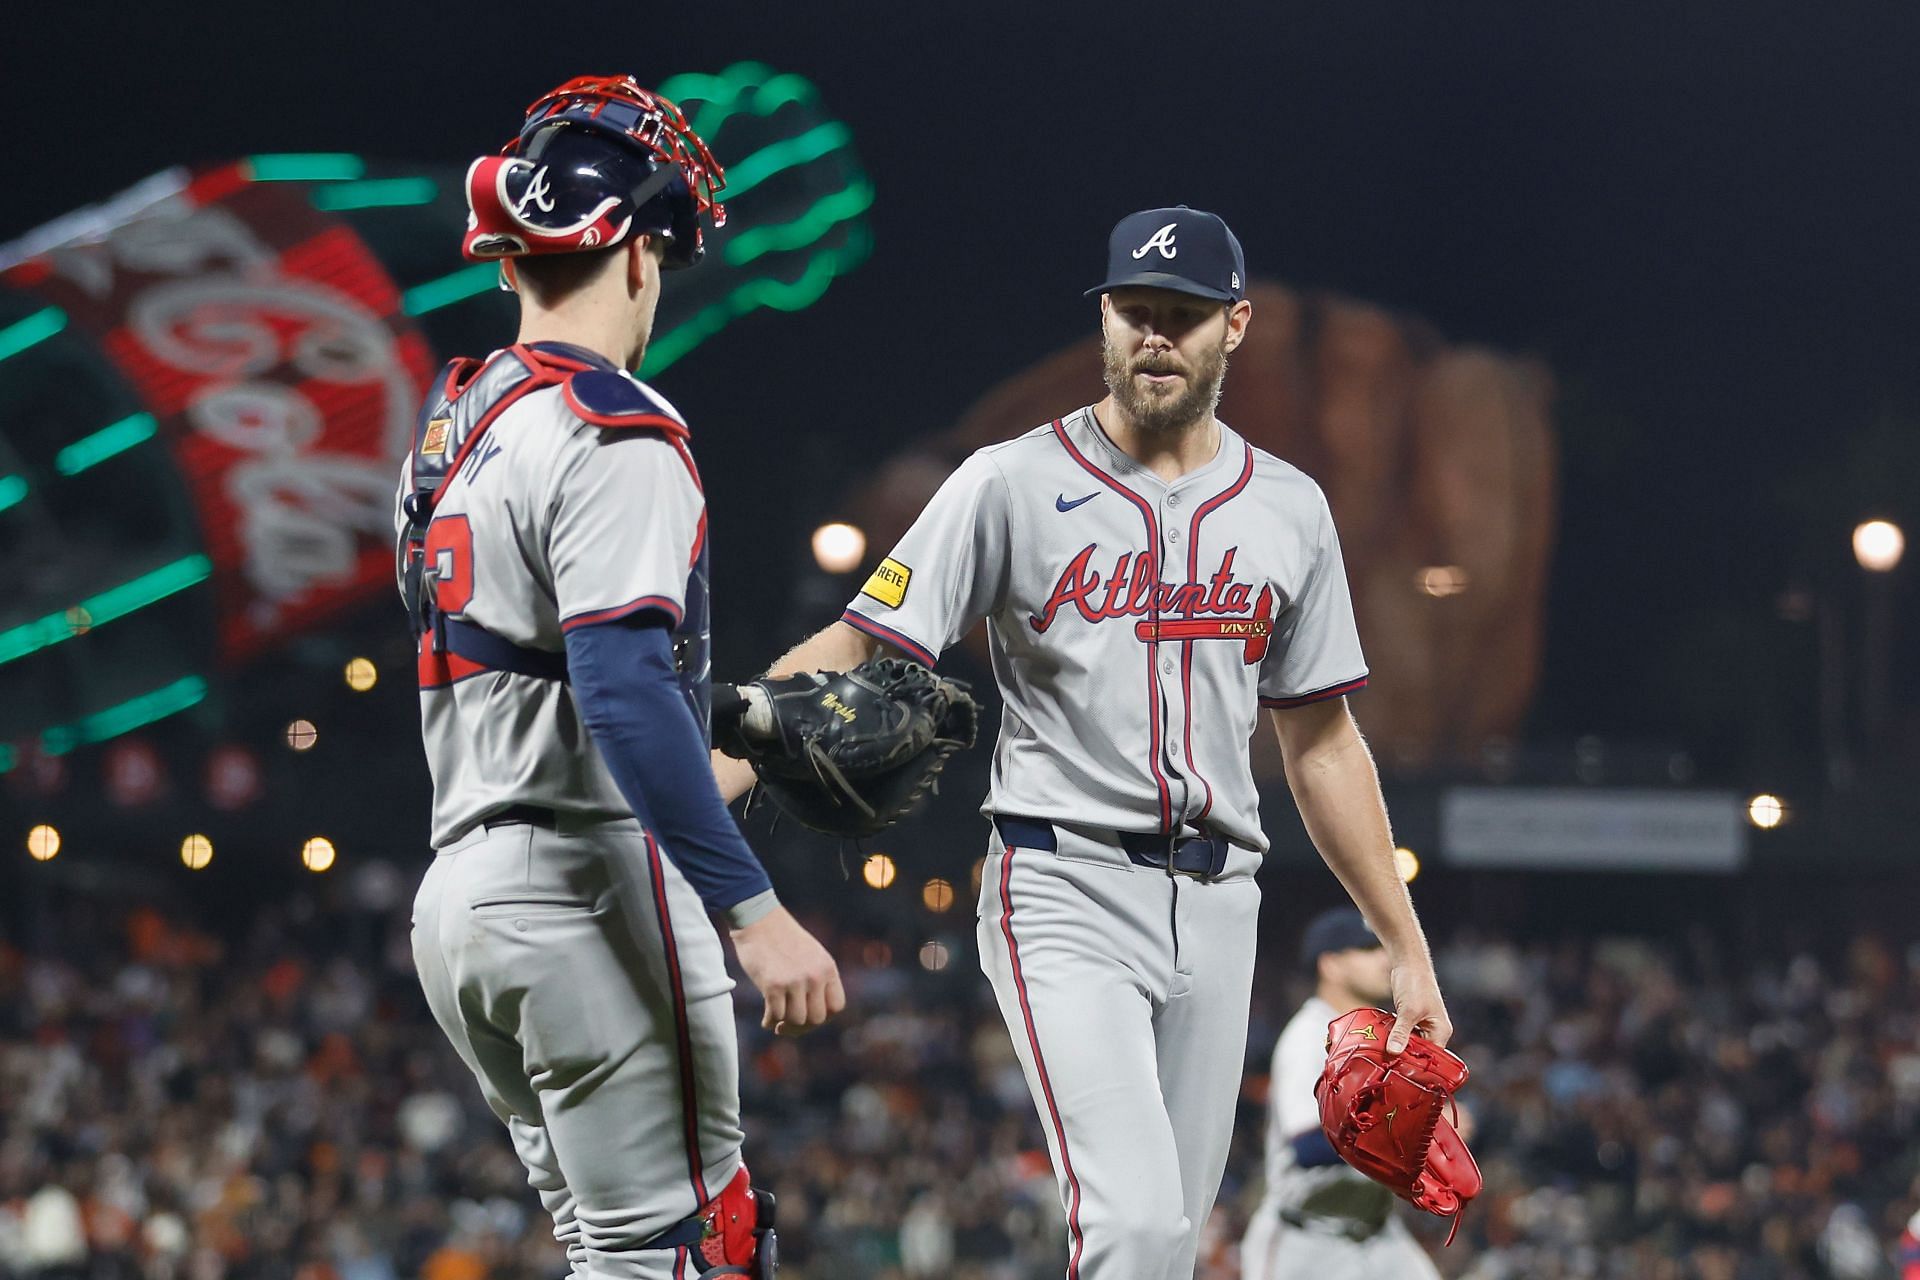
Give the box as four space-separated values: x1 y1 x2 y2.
248 153 366 182
0 308 67 364
0 555 213 666
55 412 158 476
41 676 208 755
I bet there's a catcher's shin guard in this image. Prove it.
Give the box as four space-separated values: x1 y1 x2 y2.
692 1165 777 1278
638 1166 777 1276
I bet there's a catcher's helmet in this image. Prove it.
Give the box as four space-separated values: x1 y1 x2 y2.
463 75 726 268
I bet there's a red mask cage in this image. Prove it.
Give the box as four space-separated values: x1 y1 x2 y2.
515 75 728 229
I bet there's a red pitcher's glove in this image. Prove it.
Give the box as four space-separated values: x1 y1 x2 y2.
1315 1007 1482 1244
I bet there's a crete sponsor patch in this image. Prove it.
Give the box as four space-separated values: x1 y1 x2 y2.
861 557 912 608
420 418 452 456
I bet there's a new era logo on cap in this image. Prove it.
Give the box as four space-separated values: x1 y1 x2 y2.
1088 205 1245 303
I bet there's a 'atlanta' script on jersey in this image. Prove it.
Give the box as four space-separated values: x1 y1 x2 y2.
1029 545 1276 662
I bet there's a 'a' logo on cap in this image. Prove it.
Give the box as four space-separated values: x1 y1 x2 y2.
1131 223 1179 260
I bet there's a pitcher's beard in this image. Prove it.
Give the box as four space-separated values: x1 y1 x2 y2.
1102 337 1228 436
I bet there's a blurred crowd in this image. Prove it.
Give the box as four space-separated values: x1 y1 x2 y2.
1 889 1917 1280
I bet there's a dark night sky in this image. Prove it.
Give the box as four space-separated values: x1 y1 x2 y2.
8 1 1918 775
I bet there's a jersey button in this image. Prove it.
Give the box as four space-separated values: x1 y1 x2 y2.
1162 657 1175 674
1168 493 1182 507
1167 528 1182 543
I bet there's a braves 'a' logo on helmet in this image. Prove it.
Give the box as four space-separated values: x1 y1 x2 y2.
459 75 727 269
511 166 557 218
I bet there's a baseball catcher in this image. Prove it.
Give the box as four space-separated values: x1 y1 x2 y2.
402 72 846 1279
1316 1006 1482 1244
712 658 977 837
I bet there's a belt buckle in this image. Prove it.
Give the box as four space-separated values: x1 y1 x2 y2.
1174 832 1229 881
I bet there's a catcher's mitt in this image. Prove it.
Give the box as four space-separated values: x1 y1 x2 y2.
1315 1007 1481 1244
716 657 977 838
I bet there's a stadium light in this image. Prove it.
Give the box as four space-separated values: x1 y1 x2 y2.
921 878 955 913
812 522 867 573
1393 846 1421 883
862 853 897 889
918 941 951 972
344 658 378 692
1746 794 1786 829
302 837 337 872
26 824 60 861
285 719 318 751
180 834 213 870
1852 520 1905 573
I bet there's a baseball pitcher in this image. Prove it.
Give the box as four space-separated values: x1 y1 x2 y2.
715 206 1453 1280
398 75 843 1279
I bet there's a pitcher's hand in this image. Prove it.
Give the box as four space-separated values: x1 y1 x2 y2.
1388 956 1453 1054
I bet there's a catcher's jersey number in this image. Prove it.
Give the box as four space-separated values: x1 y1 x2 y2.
424 516 476 615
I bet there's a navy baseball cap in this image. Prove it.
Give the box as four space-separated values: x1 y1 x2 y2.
1085 205 1245 303
1299 908 1382 969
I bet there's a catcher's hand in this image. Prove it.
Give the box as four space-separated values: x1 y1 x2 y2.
1316 1006 1482 1244
716 657 977 838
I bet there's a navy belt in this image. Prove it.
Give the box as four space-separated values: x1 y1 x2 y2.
482 803 559 831
993 816 1231 880
637 1216 705 1252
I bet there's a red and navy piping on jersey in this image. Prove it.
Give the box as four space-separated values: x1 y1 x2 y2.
1261 673 1368 709
1179 442 1256 820
641 830 712 1209
838 610 938 668
996 847 1088 1279
562 594 686 632
1051 416 1176 833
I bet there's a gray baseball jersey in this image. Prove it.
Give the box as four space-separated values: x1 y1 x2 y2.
841 405 1368 855
396 348 708 848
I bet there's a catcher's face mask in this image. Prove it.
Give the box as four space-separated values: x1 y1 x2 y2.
463 74 726 268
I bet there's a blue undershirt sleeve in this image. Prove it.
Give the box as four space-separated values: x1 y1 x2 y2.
563 616 776 925
1290 1128 1345 1169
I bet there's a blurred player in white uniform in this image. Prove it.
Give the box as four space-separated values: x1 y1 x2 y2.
398 76 841 1279
716 207 1453 1279
1242 908 1441 1280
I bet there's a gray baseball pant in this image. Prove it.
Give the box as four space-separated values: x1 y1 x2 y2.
412 817 744 1279
976 826 1260 1280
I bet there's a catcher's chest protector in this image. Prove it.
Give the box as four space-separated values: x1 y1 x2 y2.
400 341 712 730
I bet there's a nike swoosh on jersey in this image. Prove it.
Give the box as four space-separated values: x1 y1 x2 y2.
1055 491 1100 512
